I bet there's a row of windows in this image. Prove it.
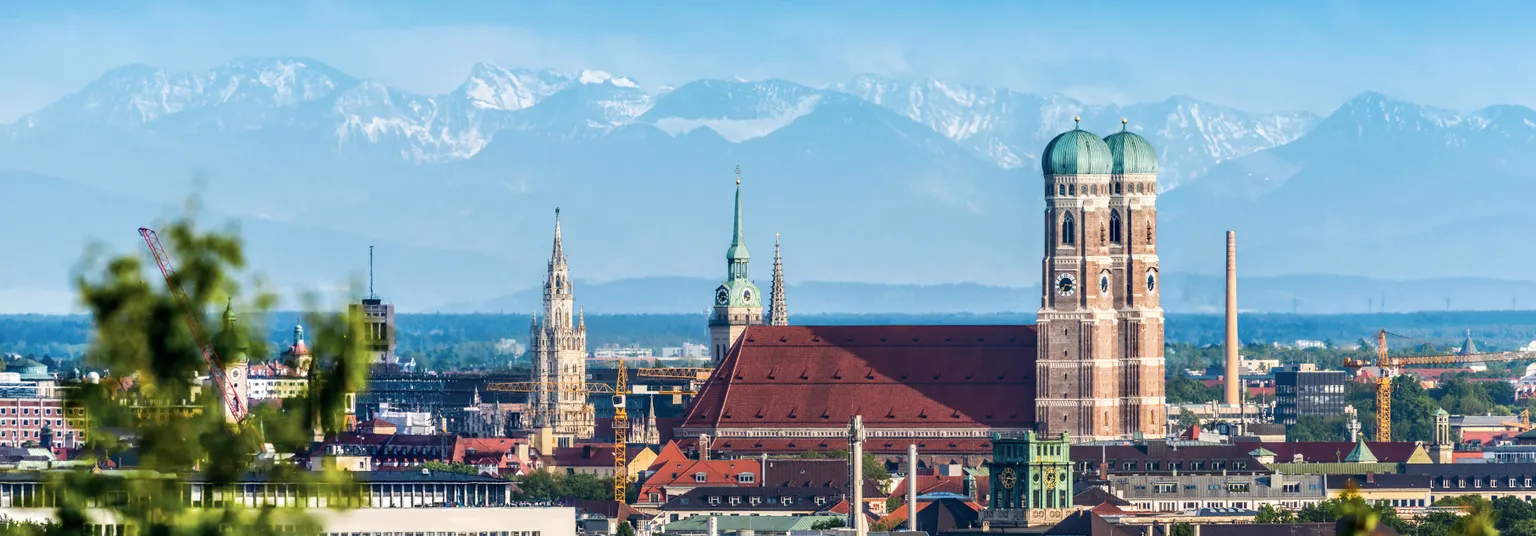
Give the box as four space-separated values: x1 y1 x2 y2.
695 495 826 507
0 407 66 416
1049 182 1152 197
324 533 539 536
1437 477 1536 489
1100 460 1251 472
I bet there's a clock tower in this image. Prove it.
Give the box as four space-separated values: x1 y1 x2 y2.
1036 118 1123 441
709 168 764 365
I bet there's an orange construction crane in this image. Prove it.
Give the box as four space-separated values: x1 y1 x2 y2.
139 227 247 423
1344 330 1536 442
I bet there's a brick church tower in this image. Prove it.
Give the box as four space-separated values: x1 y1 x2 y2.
1036 118 1166 440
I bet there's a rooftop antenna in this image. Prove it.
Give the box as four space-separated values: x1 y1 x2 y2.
368 245 377 299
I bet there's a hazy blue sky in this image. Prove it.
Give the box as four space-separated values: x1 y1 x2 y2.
2 1 1532 122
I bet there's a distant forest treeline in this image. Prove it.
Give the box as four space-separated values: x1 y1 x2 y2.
5 311 1536 371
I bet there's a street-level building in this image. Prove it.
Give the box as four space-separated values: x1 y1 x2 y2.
0 470 574 535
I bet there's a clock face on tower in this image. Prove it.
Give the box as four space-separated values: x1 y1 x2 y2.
715 286 730 305
741 288 754 304
1146 270 1158 293
999 468 1016 489
1055 274 1076 296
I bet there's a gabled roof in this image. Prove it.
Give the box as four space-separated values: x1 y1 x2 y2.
679 325 1038 430
1344 439 1378 463
1045 510 1133 536
648 441 688 472
639 458 762 493
763 459 881 496
1258 441 1421 464
1074 487 1131 507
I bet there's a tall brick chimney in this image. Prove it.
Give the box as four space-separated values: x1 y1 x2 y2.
1225 230 1240 407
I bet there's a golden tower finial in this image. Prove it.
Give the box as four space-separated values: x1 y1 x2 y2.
735 165 741 186
1073 116 1081 128
1121 117 1128 130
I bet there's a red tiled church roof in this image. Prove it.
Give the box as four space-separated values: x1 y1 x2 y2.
679 325 1038 430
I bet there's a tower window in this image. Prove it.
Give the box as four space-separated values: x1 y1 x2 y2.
1109 210 1123 244
1058 184 1066 196
1069 185 1076 196
1062 213 1076 246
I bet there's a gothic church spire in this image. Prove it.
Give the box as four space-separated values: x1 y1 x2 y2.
769 233 788 326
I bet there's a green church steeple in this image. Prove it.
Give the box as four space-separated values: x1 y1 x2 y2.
726 166 751 279
712 166 763 310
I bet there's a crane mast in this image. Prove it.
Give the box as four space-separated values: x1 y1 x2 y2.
612 357 629 502
138 227 246 423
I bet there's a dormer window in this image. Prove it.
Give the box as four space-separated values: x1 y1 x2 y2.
738 473 755 484
749 496 762 506
695 472 707 483
709 496 721 505
730 496 741 506
815 496 827 505
781 496 793 506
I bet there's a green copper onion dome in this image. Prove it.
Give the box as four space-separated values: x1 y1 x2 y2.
1041 117 1112 176
1103 119 1159 175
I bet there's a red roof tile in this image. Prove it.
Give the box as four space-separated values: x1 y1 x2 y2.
679 325 1038 430
638 459 762 497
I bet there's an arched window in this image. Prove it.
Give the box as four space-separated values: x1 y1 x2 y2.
1058 184 1066 196
1109 210 1123 244
1062 212 1076 246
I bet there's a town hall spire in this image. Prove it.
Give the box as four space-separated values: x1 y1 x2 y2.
529 207 594 440
769 233 788 326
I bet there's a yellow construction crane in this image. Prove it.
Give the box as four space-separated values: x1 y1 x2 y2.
637 367 714 381
1345 330 1536 442
611 358 629 502
487 359 697 503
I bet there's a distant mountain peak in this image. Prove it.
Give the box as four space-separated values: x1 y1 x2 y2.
455 63 571 111
577 69 639 88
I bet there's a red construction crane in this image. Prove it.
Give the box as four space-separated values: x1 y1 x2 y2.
138 227 246 423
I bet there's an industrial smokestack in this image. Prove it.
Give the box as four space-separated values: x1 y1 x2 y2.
907 444 918 532
1225 230 1240 407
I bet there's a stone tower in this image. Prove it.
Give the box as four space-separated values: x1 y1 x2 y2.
214 299 249 423
768 233 789 327
529 208 595 440
709 169 764 364
1037 117 1156 441
1104 119 1168 438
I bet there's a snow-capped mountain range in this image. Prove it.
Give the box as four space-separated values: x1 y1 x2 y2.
6 56 1536 314
2 57 1315 185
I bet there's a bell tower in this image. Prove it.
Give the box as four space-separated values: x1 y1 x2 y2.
1105 119 1168 438
1036 118 1122 440
708 167 764 364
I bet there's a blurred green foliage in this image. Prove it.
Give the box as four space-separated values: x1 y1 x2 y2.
8 206 370 535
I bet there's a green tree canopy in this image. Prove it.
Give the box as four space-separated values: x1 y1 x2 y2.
18 209 371 536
